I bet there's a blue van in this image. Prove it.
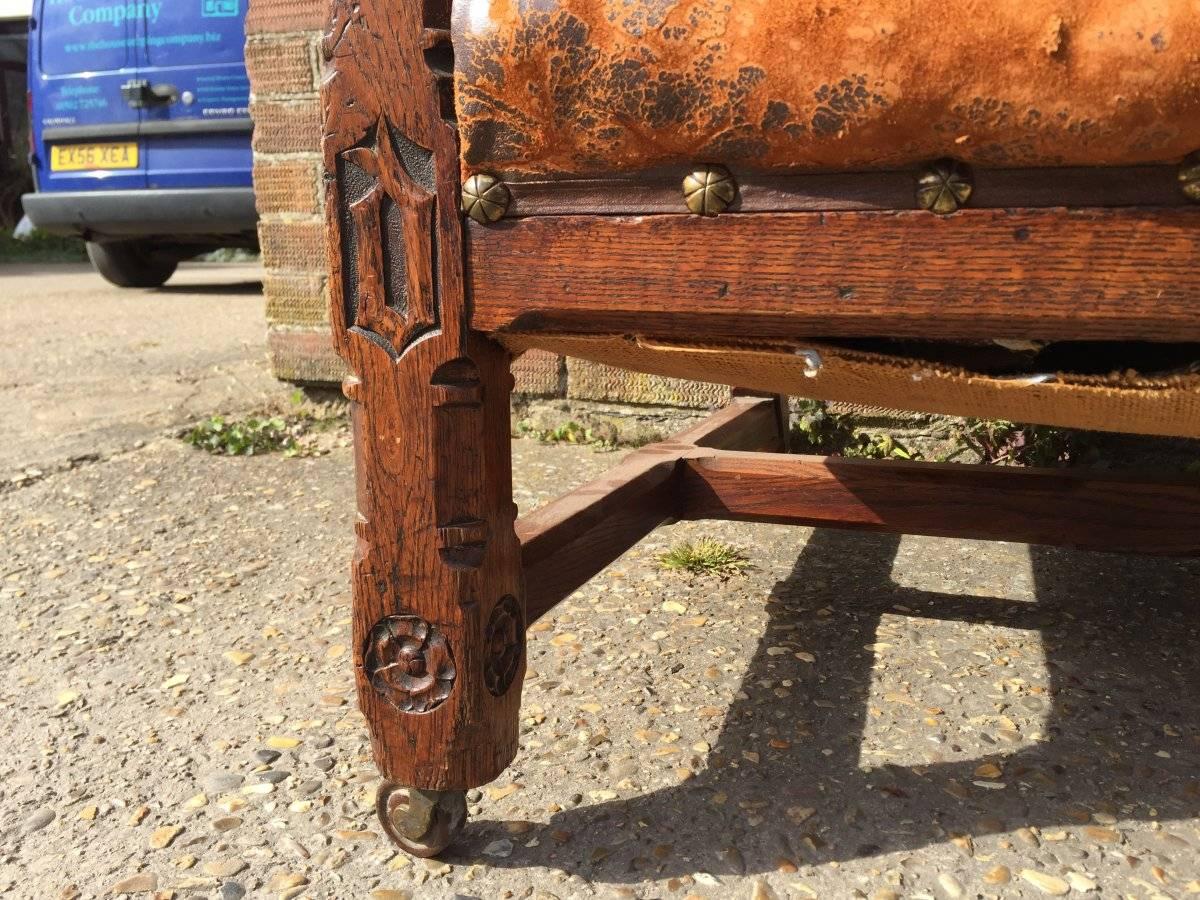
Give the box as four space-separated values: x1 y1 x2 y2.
21 0 256 286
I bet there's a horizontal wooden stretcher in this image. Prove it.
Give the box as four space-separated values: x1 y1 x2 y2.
319 0 1200 856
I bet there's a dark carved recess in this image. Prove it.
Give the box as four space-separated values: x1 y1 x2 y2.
484 596 524 697
335 120 440 358
387 123 436 193
365 616 457 713
430 357 482 406
422 0 451 30
335 124 378 327
420 0 455 119
437 517 489 569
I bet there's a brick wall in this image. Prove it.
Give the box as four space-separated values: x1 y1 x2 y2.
244 2 726 406
244 5 342 383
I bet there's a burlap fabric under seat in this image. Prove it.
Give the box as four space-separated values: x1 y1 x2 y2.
496 334 1200 439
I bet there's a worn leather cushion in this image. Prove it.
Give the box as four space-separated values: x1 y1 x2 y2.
452 0 1200 177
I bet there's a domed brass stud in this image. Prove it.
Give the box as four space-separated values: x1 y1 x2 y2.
916 158 973 214
1180 152 1200 202
683 164 737 216
461 173 510 224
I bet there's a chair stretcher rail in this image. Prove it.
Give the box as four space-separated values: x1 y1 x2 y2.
517 399 1200 621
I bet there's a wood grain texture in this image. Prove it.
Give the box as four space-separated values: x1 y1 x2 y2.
323 0 524 791
468 207 1200 343
518 445 679 623
519 389 1200 627
671 394 787 451
678 452 1200 555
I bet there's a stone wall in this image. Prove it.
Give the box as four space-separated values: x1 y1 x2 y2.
244 1 727 407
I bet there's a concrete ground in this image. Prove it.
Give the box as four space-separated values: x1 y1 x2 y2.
0 262 282 486
1 263 1199 900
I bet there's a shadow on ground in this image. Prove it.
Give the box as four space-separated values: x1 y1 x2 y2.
468 529 1200 882
154 279 262 296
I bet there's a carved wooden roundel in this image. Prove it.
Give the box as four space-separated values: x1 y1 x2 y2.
484 596 524 697
366 616 456 713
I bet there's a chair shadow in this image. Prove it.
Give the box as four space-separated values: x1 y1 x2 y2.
469 528 1200 882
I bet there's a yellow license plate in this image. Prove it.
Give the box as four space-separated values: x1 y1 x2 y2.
50 142 139 172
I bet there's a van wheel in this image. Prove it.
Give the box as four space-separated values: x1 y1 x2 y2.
86 241 177 288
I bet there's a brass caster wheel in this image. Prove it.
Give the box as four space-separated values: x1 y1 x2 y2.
376 782 467 858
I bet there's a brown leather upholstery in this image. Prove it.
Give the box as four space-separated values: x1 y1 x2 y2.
452 0 1200 177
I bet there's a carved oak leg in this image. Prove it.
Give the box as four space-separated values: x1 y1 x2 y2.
342 336 524 855
321 0 525 856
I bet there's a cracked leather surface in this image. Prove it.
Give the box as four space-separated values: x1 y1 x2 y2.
452 0 1200 177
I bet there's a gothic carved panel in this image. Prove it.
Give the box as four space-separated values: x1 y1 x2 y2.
335 121 439 358
365 616 457 713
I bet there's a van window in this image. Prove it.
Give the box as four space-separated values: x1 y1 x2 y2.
39 0 135 76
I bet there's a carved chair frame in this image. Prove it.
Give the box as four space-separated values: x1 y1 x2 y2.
320 0 1200 856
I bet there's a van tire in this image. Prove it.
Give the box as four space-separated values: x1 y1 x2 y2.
86 241 177 288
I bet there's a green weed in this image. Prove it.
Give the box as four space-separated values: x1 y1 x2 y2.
517 419 653 449
182 415 300 457
790 399 919 460
0 232 87 264
540 420 600 445
942 418 1095 467
658 538 751 578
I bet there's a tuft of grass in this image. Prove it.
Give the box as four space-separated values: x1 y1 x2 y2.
182 415 300 457
517 417 666 450
658 538 751 578
539 420 601 445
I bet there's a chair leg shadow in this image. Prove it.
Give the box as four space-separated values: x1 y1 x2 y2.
469 527 1200 883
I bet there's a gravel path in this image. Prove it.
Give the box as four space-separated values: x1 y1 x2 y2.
2 435 1198 899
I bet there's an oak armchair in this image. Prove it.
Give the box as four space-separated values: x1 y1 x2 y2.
320 0 1200 856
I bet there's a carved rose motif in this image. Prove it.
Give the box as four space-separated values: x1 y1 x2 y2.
366 616 456 713
484 596 524 697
